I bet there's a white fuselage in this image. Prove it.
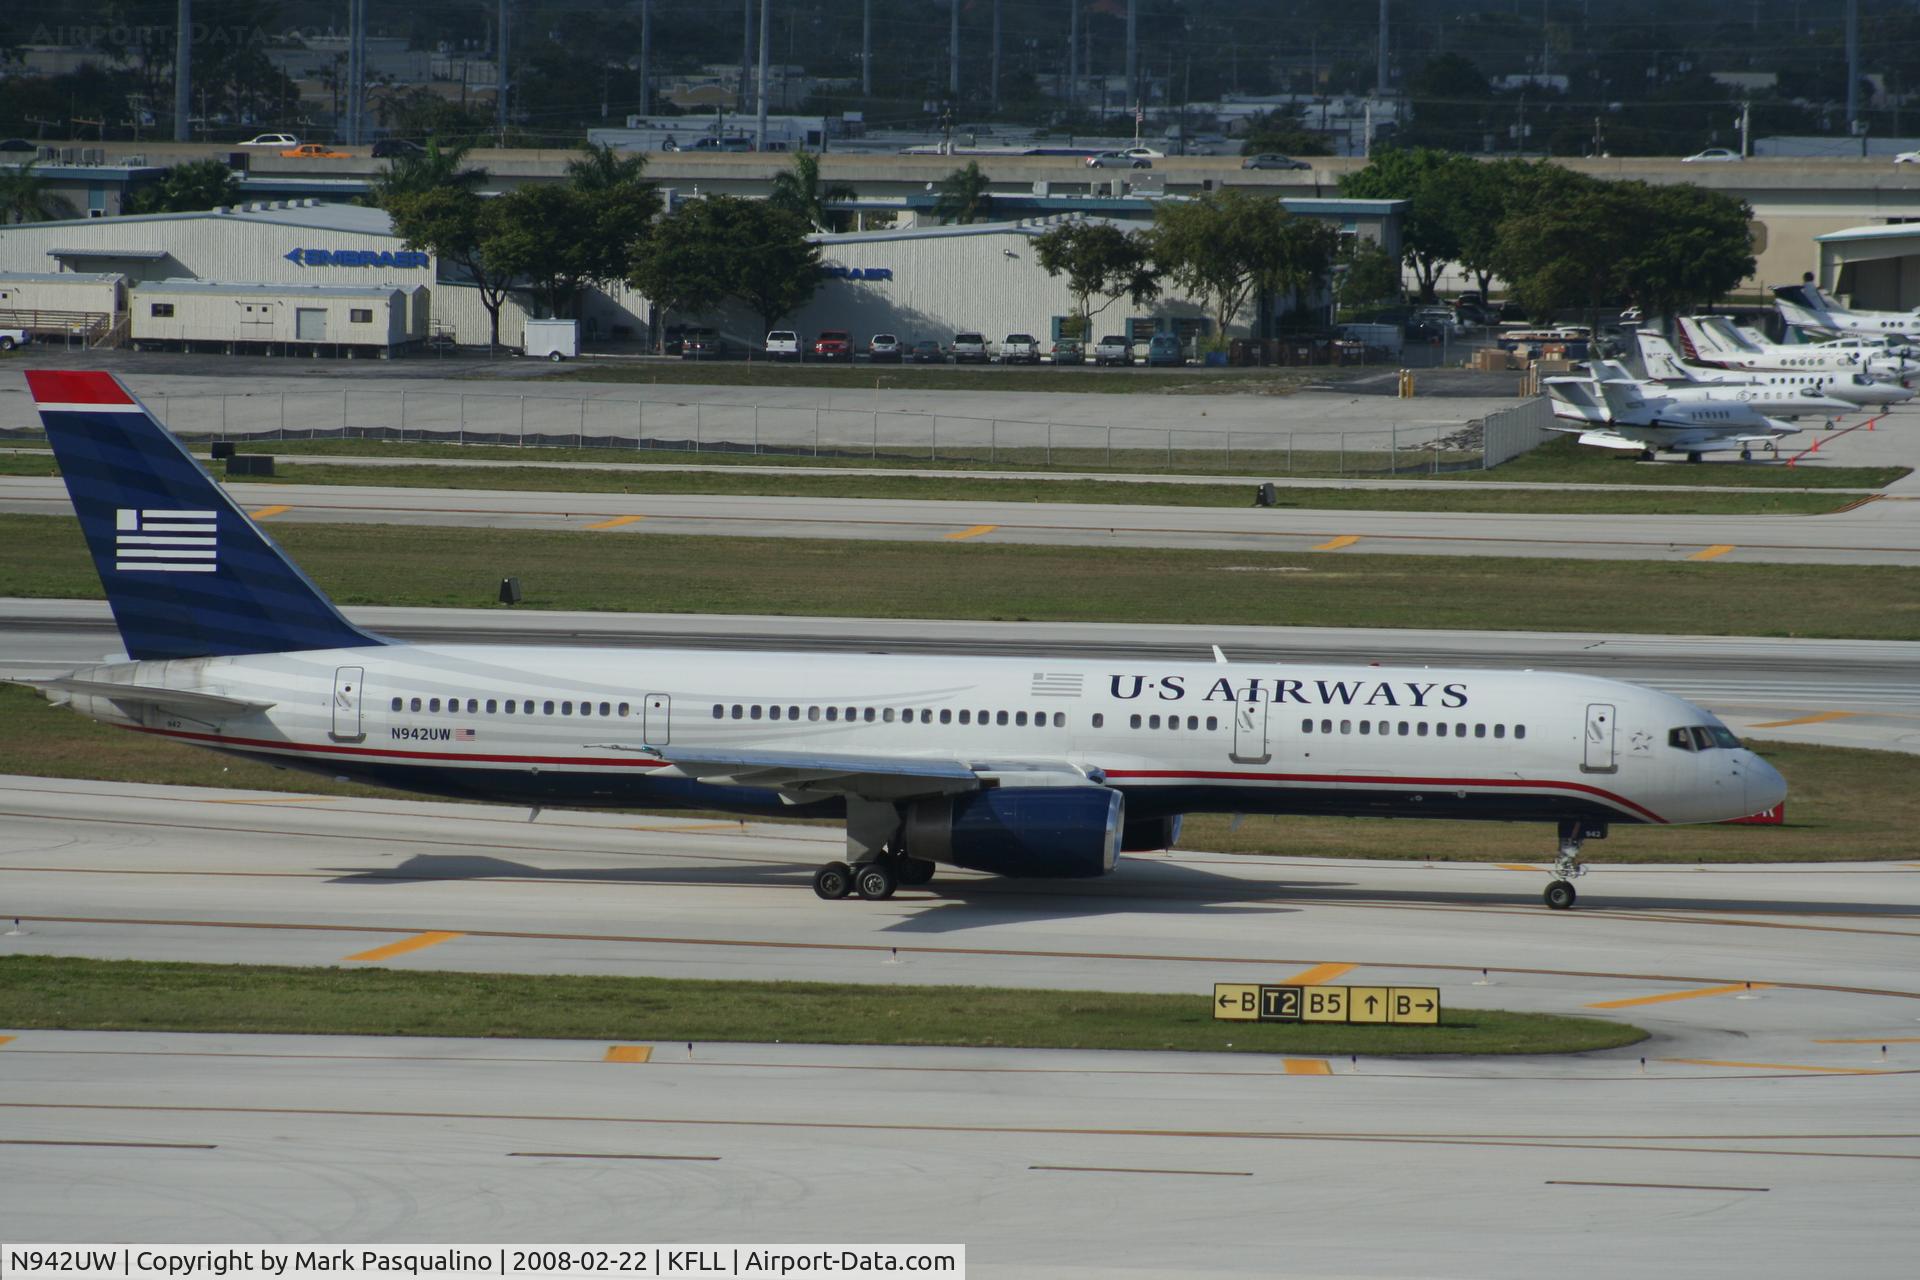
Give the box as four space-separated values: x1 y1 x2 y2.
58 643 1784 835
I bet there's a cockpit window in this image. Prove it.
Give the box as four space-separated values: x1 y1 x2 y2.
1672 724 1742 751
1668 727 1697 752
1708 725 1741 749
1690 726 1715 751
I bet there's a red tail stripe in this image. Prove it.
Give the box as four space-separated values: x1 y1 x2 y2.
129 724 668 769
24 370 135 406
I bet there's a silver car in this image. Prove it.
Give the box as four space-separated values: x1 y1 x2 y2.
1086 151 1151 169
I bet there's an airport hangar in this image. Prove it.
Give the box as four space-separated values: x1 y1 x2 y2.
0 194 1403 355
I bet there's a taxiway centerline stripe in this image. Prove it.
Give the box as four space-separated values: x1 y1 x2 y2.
508 1152 717 1161
1283 1059 1333 1076
203 796 339 806
1278 963 1354 986
0 1138 214 1150
248 505 291 520
584 515 645 530
1031 1166 1252 1177
1664 1059 1889 1076
10 1102 1920 1160
1588 983 1773 1009
1749 711 1861 729
1813 1037 1920 1044
1496 863 1538 872
1547 1180 1767 1192
603 1045 653 1063
343 930 464 963
1689 544 1737 562
1313 535 1361 551
944 524 998 540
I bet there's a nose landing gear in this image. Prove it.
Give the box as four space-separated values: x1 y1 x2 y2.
1545 820 1604 909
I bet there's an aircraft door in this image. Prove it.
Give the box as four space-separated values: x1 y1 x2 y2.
330 666 365 742
644 693 670 746
1582 702 1616 773
1231 697 1270 764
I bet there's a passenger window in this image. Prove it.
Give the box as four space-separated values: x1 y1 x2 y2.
996 711 1009 726
1398 722 1410 736
1130 714 1142 729
486 699 497 714
1340 719 1351 734
1475 724 1485 738
1205 716 1217 731
883 708 896 723
864 708 877 722
543 701 555 715
430 697 442 712
390 697 402 711
809 706 821 721
564 701 576 715
1669 728 1696 751
925 710 936 724
750 705 762 720
1320 719 1332 734
1493 724 1505 739
1515 725 1526 740
1302 719 1313 733
619 703 630 717
731 704 743 719
1092 713 1104 728
466 699 477 713
959 710 971 725
503 701 514 715
769 706 782 720
1417 722 1428 736
1149 714 1162 729
1016 711 1028 726
939 709 951 724
1053 713 1064 727
408 697 420 711
826 707 839 721
600 702 611 717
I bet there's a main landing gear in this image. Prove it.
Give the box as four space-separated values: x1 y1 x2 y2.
812 852 936 900
1545 819 1602 909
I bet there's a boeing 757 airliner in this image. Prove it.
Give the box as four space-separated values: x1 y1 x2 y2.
20 370 1786 910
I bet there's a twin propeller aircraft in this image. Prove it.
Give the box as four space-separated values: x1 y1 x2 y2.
21 371 1785 910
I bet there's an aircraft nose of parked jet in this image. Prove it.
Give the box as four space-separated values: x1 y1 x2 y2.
1745 751 1788 818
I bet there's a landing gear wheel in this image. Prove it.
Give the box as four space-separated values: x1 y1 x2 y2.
895 857 936 886
1544 880 1577 910
813 861 852 900
1686 451 1703 463
854 861 898 900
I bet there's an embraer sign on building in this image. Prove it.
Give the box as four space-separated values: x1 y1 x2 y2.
284 247 430 269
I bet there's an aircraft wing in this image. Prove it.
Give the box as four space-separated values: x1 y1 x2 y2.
654 747 988 800
11 676 276 717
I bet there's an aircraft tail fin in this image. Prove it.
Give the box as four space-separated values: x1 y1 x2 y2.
1772 284 1836 334
27 370 385 662
1594 376 1648 422
1638 333 1696 381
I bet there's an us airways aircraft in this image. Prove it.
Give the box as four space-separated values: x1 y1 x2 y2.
1638 333 1915 409
20 370 1785 910
1677 314 1917 381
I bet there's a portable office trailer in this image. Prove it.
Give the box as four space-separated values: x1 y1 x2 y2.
129 280 413 356
0 271 127 342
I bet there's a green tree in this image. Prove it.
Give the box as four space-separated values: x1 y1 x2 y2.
489 152 662 319
1614 183 1756 319
629 199 739 351
1238 111 1334 158
385 187 519 350
0 159 79 223
722 200 823 333
1338 148 1463 302
369 138 487 208
126 159 241 214
1493 170 1625 326
768 150 856 232
1336 239 1402 313
1032 221 1160 337
1149 190 1327 341
932 161 991 225
1430 156 1538 300
566 142 649 192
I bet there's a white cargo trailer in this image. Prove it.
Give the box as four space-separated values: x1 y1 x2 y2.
523 318 579 361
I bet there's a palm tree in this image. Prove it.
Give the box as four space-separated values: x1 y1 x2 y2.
567 142 649 191
0 159 80 224
767 150 855 232
369 139 487 208
932 161 991 226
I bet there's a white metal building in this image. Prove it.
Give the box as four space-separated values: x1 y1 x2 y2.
0 271 129 343
130 281 424 355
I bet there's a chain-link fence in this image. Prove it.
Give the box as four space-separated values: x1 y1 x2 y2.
1 387 1557 477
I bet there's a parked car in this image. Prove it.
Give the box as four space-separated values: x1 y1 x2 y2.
1145 333 1184 367
1411 307 1464 336
867 333 903 362
1086 151 1151 169
1050 338 1085 365
1681 148 1740 162
910 338 945 363
764 330 800 361
1093 334 1134 366
684 136 754 152
1896 150 1920 164
950 332 990 363
998 333 1040 364
1241 153 1312 171
0 327 28 350
1117 146 1163 159
371 139 426 158
679 327 727 360
238 133 299 147
812 329 852 361
281 143 351 159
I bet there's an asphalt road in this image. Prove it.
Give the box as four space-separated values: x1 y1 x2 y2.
2 774 1917 1273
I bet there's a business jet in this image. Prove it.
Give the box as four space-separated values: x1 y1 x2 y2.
1639 333 1915 409
17 370 1785 911
1677 314 1916 381
1544 360 1816 460
1772 282 1920 342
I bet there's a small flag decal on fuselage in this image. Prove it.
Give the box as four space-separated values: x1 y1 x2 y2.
115 508 217 572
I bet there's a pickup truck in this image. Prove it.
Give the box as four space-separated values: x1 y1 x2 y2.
0 327 27 351
765 330 800 361
950 332 989 363
1093 334 1133 366
811 329 852 361
998 333 1040 364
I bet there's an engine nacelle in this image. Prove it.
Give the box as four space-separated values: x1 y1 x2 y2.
902 786 1124 878
1120 815 1181 852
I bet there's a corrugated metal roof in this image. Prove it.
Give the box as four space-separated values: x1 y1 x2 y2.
133 278 401 299
5 201 396 237
1814 223 1920 244
48 247 168 260
0 270 127 284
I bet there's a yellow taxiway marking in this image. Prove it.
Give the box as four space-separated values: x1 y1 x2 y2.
1814 1037 1920 1045
1588 983 1773 1009
1496 863 1538 872
603 1045 654 1064
1664 1059 1888 1076
1313 535 1361 551
343 931 464 964
1279 963 1355 987
1749 711 1861 729
945 524 998 540
585 515 646 531
248 505 291 520
625 822 744 833
1283 1059 1332 1076
204 796 338 806
0 1036 14 1048
1689 544 1737 561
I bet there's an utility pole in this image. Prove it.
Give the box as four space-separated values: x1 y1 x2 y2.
1067 1 1078 110
346 0 366 144
1740 99 1751 158
1376 0 1388 96
496 0 510 145
173 0 191 141
991 0 1001 113
862 0 872 97
741 0 752 114
1845 0 1860 138
949 0 960 100
1125 0 1137 114
756 0 770 151
640 0 651 119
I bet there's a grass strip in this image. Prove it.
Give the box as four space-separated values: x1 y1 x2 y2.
0 955 1646 1055
542 361 1348 397
0 452 1851 515
0 685 1907 862
3 514 1915 639
1451 436 1910 489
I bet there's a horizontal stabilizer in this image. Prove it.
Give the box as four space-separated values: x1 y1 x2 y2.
12 675 276 717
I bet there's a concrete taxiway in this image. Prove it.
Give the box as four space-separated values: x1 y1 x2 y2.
4 473 1919 564
2 775 1918 1273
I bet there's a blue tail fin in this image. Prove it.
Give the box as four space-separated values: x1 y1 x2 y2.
28 370 385 661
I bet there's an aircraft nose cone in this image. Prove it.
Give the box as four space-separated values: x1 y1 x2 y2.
1746 752 1787 817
